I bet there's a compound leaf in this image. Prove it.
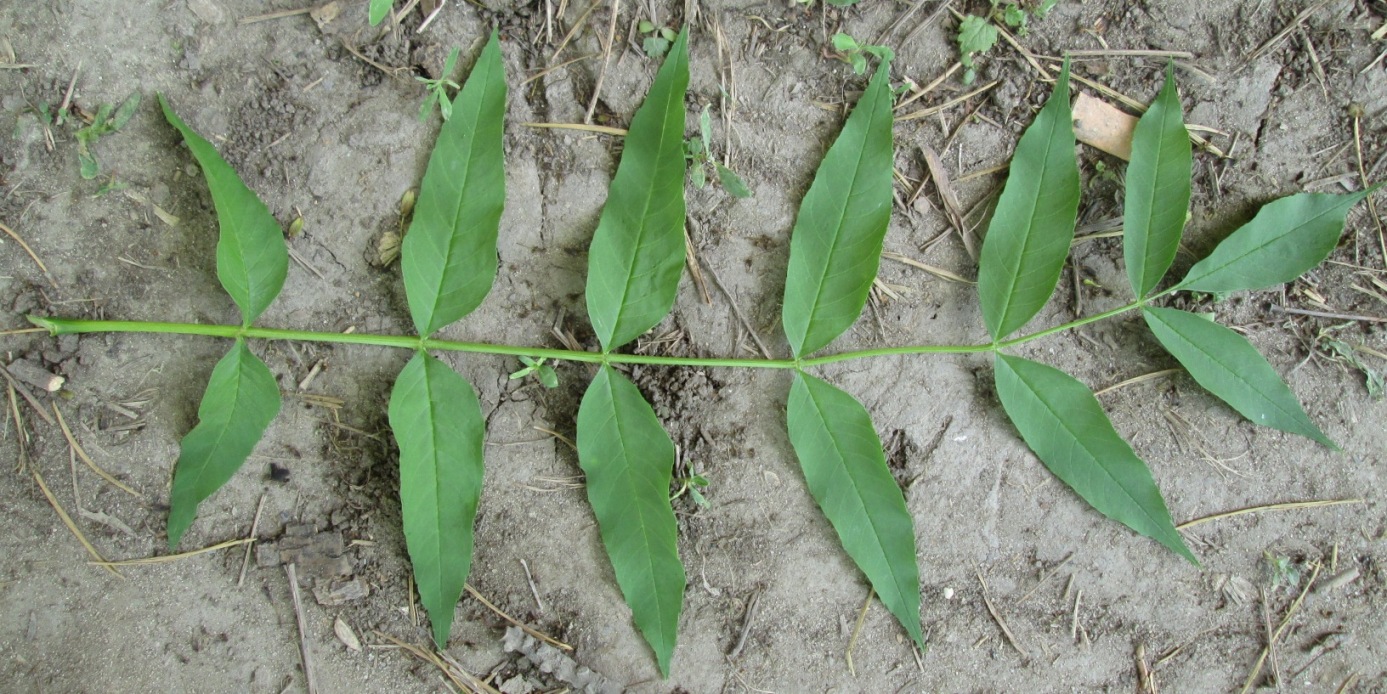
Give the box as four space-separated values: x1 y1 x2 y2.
388 352 486 647
977 62 1080 341
781 58 894 358
785 372 923 648
403 31 507 337
1143 307 1333 448
586 29 690 352
1177 188 1379 293
369 0 392 25
993 354 1196 563
159 95 287 327
167 341 281 548
1124 64 1190 298
577 365 684 677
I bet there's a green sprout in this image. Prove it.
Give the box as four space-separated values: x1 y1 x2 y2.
830 32 894 75
416 47 461 121
509 356 558 389
684 105 751 198
74 92 141 179
1263 552 1302 590
958 1 1060 84
639 21 678 59
1318 326 1385 399
671 469 710 508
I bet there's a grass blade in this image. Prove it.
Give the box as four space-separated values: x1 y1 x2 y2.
577 365 684 676
977 62 1080 341
1143 307 1333 447
403 31 507 337
585 29 689 352
1124 64 1191 298
388 352 486 646
993 354 1196 563
781 59 895 358
1177 188 1379 293
785 372 923 648
167 341 281 548
159 95 287 327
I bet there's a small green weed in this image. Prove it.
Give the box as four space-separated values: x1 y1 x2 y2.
416 47 462 121
830 32 894 75
36 101 64 127
1263 552 1303 590
671 468 710 508
684 105 750 197
509 356 559 389
639 21 679 59
958 1 1059 84
1318 328 1385 399
74 93 141 179
996 0 1058 32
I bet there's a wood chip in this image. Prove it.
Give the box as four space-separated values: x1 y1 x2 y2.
314 577 371 606
5 359 64 392
920 145 974 259
334 616 362 652
1073 93 1138 161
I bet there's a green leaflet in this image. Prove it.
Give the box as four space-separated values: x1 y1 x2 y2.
388 352 486 646
781 59 895 358
715 163 752 199
369 0 392 25
576 365 684 677
585 29 689 352
1143 307 1333 448
993 355 1196 563
159 95 287 328
1124 64 1190 298
1177 188 1379 293
785 372 924 648
403 31 508 337
167 341 281 548
977 62 1080 341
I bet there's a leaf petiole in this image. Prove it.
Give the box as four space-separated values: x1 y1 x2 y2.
32 290 1168 370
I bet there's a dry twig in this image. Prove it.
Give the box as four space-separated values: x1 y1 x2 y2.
465 583 573 652
32 469 122 578
53 404 141 498
977 570 1027 660
0 220 54 283
1178 499 1363 530
90 538 255 566
521 121 627 136
238 493 268 586
1238 562 1322 694
286 564 319 694
584 0 620 124
845 587 873 676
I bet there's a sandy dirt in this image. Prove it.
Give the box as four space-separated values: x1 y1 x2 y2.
2 0 1386 692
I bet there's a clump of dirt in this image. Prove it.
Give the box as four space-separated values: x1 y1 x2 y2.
222 82 307 185
627 327 723 449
